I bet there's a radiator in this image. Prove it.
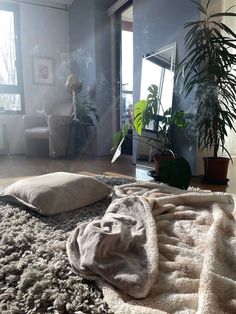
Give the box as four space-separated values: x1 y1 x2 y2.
0 124 8 154
0 124 4 150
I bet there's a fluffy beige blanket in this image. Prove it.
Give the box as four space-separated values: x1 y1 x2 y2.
67 182 236 314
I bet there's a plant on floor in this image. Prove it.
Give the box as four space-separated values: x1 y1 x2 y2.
112 84 192 189
176 0 236 183
74 96 99 125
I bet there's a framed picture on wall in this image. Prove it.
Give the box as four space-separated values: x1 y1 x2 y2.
33 57 54 85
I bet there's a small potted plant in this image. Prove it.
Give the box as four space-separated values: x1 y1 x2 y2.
74 97 99 125
112 84 192 189
176 0 236 184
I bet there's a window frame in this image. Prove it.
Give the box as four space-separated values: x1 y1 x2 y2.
115 0 133 129
0 2 24 115
142 52 175 132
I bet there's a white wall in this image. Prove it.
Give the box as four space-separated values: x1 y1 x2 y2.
0 3 70 154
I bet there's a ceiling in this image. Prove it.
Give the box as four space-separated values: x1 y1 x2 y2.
15 0 118 9
122 6 133 22
14 0 75 8
44 0 74 6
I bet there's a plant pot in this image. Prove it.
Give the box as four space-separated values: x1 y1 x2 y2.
153 150 175 176
121 129 132 155
203 157 230 184
152 152 192 189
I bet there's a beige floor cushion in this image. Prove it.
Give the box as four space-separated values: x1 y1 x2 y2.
0 172 112 215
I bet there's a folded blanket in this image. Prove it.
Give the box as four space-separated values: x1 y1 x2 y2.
67 182 236 314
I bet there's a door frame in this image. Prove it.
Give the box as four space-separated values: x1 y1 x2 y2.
109 0 133 138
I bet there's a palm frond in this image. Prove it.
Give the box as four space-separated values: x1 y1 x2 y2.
209 12 236 19
191 0 207 15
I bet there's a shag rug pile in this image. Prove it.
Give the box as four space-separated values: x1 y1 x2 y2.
2 175 236 314
0 176 134 314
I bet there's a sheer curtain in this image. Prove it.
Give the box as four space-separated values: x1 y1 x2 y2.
222 1 236 156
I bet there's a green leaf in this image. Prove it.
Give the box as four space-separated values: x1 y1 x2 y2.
171 110 187 128
206 0 211 9
123 124 129 137
134 100 147 135
112 130 123 150
148 84 159 96
220 22 236 39
210 12 236 18
191 0 207 15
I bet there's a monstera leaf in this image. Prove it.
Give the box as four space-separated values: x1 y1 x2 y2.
134 100 147 135
134 84 162 136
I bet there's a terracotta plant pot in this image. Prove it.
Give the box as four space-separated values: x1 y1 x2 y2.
203 157 230 184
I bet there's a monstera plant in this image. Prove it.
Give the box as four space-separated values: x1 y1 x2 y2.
112 84 192 189
176 0 236 183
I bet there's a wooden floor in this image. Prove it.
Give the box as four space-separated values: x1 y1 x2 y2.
0 154 235 193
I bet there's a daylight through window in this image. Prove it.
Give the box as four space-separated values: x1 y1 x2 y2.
0 4 24 113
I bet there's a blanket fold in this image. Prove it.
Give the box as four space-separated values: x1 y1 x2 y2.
67 196 158 299
67 182 236 314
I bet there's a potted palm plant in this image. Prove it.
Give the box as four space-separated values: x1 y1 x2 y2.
112 84 192 189
177 0 236 184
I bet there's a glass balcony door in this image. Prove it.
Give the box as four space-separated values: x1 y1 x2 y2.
115 2 133 131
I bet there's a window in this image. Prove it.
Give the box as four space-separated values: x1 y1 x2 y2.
114 1 133 129
141 57 174 113
140 43 176 131
0 3 24 114
120 6 133 128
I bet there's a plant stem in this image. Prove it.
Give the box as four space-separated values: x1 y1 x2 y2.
125 134 162 152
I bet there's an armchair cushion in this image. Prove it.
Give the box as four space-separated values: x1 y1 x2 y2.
24 127 49 139
47 103 73 116
0 172 112 215
48 115 73 131
22 103 74 158
22 115 47 130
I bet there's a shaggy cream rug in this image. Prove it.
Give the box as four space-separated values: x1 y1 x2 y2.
0 176 134 314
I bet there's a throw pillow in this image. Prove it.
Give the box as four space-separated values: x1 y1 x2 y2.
0 172 112 215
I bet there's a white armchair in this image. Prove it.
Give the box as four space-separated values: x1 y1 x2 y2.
22 103 75 158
